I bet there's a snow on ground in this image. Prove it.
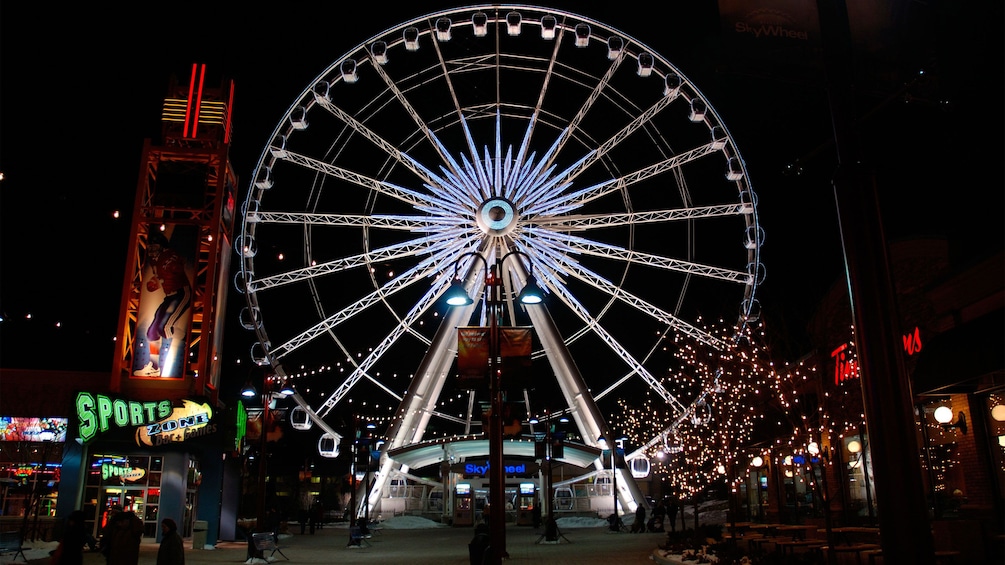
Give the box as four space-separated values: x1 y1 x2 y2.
3 500 729 563
1 539 59 563
367 498 729 530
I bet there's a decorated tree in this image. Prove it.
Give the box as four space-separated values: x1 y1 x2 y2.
612 317 801 527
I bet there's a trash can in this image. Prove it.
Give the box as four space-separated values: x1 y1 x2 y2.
192 520 208 549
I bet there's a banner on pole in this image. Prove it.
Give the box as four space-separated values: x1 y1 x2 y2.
500 327 532 392
456 326 533 389
457 327 489 385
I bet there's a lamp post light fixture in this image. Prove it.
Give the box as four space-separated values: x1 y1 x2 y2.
992 404 1005 422
446 249 543 565
934 405 968 434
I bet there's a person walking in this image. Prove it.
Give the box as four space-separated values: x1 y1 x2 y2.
156 518 185 565
105 510 144 565
630 503 646 533
667 500 681 532
308 501 319 534
51 510 87 565
298 506 309 535
649 499 666 533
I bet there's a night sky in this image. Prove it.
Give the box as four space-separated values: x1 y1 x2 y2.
1 1 1001 397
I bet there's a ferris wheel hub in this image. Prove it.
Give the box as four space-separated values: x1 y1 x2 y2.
476 197 518 237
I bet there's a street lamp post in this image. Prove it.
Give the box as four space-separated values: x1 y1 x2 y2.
348 416 377 547
599 436 623 532
348 428 359 547
258 390 270 535
446 250 543 565
361 422 378 537
752 456 764 521
242 376 294 544
532 411 565 542
611 447 618 531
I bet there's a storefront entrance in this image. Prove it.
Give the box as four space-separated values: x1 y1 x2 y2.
85 454 163 539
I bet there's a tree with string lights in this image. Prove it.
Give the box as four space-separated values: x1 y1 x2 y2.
612 318 802 528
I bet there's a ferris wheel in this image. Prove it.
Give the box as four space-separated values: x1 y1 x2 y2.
236 4 763 507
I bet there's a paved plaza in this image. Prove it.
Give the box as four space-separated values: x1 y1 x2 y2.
48 522 666 565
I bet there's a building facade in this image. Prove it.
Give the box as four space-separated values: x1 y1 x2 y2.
0 66 243 546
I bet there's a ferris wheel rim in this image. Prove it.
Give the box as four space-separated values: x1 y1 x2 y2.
236 4 763 429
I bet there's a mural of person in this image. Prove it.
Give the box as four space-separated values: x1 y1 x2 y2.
133 228 194 378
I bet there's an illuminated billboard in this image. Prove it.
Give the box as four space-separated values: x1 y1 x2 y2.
131 225 197 378
75 392 216 446
0 417 69 442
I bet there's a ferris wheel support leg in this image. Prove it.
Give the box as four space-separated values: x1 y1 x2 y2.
525 302 647 513
369 297 475 512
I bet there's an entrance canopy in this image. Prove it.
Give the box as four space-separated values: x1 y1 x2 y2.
386 436 602 470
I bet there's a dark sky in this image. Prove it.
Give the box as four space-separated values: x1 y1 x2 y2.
1 0 1001 385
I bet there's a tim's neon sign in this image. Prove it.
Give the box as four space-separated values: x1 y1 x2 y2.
903 327 923 355
831 343 859 386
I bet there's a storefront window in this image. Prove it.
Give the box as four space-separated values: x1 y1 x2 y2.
85 454 166 538
0 418 65 518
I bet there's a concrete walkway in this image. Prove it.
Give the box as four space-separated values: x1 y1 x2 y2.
80 522 666 565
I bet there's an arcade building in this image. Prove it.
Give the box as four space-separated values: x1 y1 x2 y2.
0 65 243 545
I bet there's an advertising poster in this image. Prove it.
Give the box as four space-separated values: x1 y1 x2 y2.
0 417 69 442
131 225 197 378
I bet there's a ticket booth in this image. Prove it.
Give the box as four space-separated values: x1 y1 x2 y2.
453 482 473 526
516 482 536 525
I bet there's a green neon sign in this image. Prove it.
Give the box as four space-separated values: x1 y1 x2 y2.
76 392 172 444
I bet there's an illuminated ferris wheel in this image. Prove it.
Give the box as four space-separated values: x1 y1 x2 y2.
236 4 763 508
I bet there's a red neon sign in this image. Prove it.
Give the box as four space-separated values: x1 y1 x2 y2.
831 343 859 385
903 326 923 356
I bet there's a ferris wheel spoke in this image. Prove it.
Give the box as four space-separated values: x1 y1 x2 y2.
428 30 489 182
554 231 750 285
266 244 463 360
367 48 485 188
278 149 472 216
562 79 681 186
525 227 751 286
249 233 467 292
525 140 722 217
311 92 450 192
536 247 724 349
315 277 453 418
531 272 688 412
520 25 626 179
547 53 626 168
250 211 469 230
527 203 753 231
510 124 579 206
313 87 489 212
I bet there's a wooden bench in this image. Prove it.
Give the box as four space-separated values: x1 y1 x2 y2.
823 543 883 565
864 548 962 565
252 532 289 561
0 531 27 562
